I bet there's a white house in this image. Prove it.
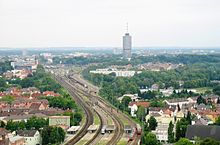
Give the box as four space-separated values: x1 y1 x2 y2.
128 102 150 117
164 97 197 108
152 123 169 142
17 130 41 145
117 94 141 103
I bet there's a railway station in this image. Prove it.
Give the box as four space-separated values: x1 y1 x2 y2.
67 126 80 134
124 125 132 133
87 125 98 133
105 125 115 134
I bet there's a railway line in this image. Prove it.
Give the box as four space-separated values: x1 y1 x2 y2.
68 74 142 145
51 68 141 145
65 75 125 145
55 75 108 145
55 74 125 145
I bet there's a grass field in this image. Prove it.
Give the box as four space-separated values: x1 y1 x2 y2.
76 140 88 145
193 87 212 94
117 139 127 145
94 113 101 125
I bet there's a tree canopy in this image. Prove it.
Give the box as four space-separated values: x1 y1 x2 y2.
175 138 193 145
41 126 65 145
148 116 158 130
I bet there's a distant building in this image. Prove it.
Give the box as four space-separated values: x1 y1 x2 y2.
49 116 70 128
123 25 132 60
90 69 141 77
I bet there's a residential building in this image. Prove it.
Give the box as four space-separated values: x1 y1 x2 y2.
117 94 140 103
49 116 70 128
9 135 25 145
17 130 41 145
152 123 169 142
0 128 10 145
164 97 196 108
128 101 150 117
186 125 220 142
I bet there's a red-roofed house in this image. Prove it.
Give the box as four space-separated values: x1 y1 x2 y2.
29 102 48 111
43 91 60 97
128 101 150 117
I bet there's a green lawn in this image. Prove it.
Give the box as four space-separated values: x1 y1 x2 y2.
76 140 88 145
94 113 101 125
193 87 212 94
117 139 127 145
97 140 108 145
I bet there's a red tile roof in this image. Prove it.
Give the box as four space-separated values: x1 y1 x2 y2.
129 101 150 108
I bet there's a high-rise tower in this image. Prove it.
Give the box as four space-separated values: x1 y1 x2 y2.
123 23 132 60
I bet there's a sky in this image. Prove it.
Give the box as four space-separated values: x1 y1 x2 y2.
0 0 220 48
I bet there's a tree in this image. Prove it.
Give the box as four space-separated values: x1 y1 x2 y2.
73 112 82 125
143 132 161 145
139 90 157 100
150 101 165 107
0 121 6 128
200 138 220 145
136 106 145 122
217 97 220 104
25 116 48 130
168 121 175 143
6 120 19 131
121 96 132 111
197 96 206 105
215 116 220 125
0 78 7 91
148 116 157 130
186 111 192 125
213 85 220 96
0 95 15 104
41 126 65 145
175 138 193 145
176 118 189 141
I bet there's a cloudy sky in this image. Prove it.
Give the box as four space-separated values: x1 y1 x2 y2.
0 0 220 48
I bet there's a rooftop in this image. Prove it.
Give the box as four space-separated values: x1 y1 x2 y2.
17 130 38 137
186 125 220 141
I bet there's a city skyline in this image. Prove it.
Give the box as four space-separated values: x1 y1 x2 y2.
0 0 220 48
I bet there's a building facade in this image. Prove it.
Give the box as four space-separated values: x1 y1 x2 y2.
123 33 132 59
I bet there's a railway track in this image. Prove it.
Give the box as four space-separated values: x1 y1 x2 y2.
68 74 141 145
66 75 125 145
53 71 140 145
55 76 103 145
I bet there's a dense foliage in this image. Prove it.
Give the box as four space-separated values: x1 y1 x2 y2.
142 132 161 145
41 95 77 110
8 65 62 93
56 54 220 66
6 116 48 132
175 138 193 145
41 126 66 145
168 121 175 143
83 61 220 106
200 138 220 145
148 116 158 130
0 61 12 74
176 118 190 141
